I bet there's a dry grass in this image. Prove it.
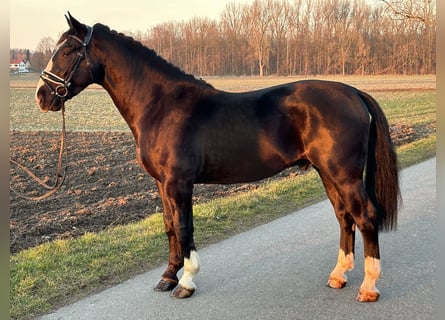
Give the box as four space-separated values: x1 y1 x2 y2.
10 73 436 92
203 74 436 92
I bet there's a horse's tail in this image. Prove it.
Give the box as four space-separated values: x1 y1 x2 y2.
359 91 400 231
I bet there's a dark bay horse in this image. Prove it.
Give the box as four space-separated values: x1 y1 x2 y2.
35 13 399 302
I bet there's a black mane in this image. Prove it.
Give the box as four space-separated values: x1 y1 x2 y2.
94 23 213 88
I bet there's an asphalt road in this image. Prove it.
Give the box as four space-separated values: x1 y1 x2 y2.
39 158 436 320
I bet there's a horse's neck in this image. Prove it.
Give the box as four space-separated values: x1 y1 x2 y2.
94 42 159 136
91 33 211 139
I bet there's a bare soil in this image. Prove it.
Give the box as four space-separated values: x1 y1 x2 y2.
9 122 435 254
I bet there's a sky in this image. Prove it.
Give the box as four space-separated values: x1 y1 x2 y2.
10 0 253 50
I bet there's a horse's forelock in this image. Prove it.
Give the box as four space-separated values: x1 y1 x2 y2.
56 28 79 46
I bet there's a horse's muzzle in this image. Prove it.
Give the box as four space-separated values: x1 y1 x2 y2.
35 85 64 112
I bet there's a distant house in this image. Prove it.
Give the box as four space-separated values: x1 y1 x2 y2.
10 59 30 73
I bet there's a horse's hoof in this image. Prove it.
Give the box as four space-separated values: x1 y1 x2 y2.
327 277 347 289
153 278 177 292
356 289 380 302
170 285 195 298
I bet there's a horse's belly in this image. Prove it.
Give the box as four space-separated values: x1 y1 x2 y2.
196 154 291 184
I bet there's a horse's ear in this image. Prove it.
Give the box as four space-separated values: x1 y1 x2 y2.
65 12 84 34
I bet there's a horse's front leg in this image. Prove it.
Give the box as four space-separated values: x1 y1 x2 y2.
153 179 200 298
153 181 183 292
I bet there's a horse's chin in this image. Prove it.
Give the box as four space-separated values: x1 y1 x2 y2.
38 99 64 113
40 105 64 114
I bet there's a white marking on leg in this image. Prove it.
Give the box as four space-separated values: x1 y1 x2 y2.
360 257 381 293
178 250 201 290
328 249 354 287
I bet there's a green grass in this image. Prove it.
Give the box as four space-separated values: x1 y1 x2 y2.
372 91 436 126
10 215 168 318
10 88 128 132
396 133 436 167
10 78 436 319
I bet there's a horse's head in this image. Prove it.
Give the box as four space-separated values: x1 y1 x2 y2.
35 12 95 112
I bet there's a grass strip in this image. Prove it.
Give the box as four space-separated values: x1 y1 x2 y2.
10 134 436 320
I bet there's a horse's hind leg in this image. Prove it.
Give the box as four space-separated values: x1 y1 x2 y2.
318 172 355 289
334 180 382 302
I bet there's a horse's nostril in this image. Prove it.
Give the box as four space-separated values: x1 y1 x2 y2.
35 94 44 108
35 84 44 104
35 90 49 112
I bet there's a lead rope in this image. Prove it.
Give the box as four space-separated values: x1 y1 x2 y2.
10 106 67 201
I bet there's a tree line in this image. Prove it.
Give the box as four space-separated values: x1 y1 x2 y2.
11 0 436 76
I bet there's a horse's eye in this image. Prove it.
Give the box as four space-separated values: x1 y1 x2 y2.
62 46 75 57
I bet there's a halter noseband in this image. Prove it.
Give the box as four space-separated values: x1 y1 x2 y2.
40 25 94 99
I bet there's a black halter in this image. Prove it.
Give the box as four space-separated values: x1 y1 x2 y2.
40 25 94 99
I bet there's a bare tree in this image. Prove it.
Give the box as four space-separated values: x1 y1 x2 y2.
382 0 436 74
220 2 249 75
180 17 218 75
31 36 56 72
35 36 56 55
147 22 181 63
269 0 292 75
135 0 435 76
13 0 436 76
244 0 272 76
381 0 435 25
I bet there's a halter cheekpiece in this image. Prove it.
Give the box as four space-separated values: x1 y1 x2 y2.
40 25 94 99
